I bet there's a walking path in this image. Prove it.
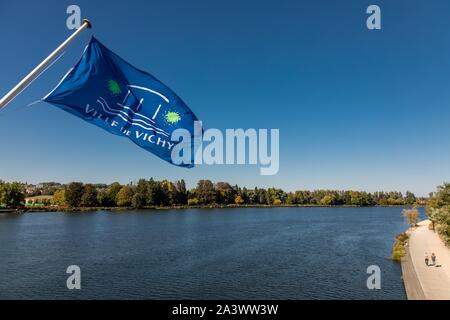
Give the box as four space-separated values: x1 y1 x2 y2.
404 219 450 300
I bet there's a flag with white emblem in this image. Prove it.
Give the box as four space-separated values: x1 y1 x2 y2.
44 37 198 167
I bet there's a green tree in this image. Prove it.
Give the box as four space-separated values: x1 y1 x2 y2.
247 187 258 204
427 183 450 244
433 183 450 207
65 182 84 207
97 182 122 206
216 182 236 204
194 180 216 204
349 191 373 206
81 184 98 207
267 188 286 204
52 190 66 206
320 195 336 206
107 182 123 206
402 208 419 228
132 192 147 209
116 186 134 207
160 180 175 206
0 182 25 208
132 179 149 208
97 189 109 207
405 191 417 205
173 179 188 205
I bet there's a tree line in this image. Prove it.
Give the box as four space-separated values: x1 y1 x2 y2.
427 183 450 245
0 178 424 209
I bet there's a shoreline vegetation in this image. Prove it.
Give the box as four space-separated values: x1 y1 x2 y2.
0 178 426 213
391 232 409 262
16 203 427 214
392 183 450 264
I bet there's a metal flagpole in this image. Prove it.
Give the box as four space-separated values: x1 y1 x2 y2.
0 19 92 110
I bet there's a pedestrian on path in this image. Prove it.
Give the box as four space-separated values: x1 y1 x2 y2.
431 253 436 266
425 253 429 266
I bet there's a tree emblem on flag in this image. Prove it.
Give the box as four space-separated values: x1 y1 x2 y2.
108 80 122 95
164 111 181 125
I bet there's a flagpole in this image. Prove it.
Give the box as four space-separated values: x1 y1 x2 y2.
0 19 92 110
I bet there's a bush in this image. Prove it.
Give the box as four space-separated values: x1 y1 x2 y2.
234 195 244 205
396 232 409 243
402 208 419 227
391 232 409 262
187 198 199 206
392 244 406 262
273 198 282 205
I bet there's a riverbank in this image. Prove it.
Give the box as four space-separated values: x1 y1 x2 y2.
17 203 422 213
0 208 20 213
402 219 450 300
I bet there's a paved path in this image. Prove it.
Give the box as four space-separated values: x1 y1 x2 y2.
407 220 450 300
401 242 425 300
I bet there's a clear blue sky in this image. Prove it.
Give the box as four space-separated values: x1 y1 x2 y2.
1 0 450 196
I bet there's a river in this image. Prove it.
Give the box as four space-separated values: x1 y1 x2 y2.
0 207 424 299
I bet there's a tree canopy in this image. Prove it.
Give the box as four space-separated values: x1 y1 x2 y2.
0 178 424 210
427 183 450 244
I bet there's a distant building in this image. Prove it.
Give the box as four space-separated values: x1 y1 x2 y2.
24 184 37 195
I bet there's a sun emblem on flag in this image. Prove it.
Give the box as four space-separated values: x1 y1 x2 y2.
108 80 122 95
164 111 181 125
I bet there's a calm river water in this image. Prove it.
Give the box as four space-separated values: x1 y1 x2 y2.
0 207 423 299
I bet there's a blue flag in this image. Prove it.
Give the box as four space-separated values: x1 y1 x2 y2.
44 37 198 167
